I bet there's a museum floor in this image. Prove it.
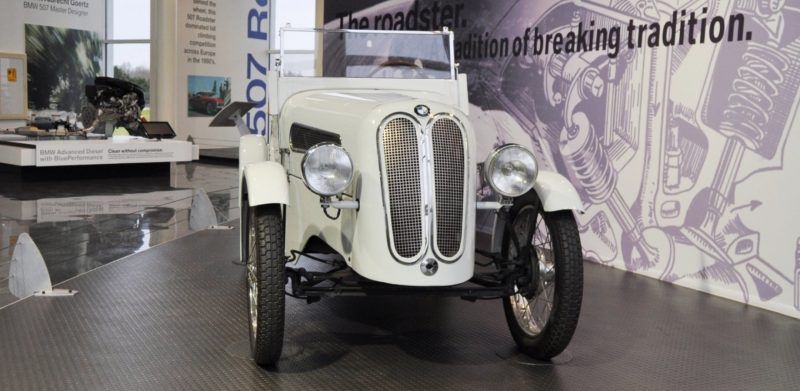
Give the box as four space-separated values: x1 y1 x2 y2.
0 160 240 308
1 161 799 390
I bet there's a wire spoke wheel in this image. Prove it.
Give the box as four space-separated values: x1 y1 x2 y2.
508 207 556 336
247 206 259 346
502 197 583 360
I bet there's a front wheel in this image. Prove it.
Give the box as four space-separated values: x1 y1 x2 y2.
502 201 583 360
246 204 285 366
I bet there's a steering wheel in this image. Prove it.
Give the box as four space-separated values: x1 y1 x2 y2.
368 59 423 78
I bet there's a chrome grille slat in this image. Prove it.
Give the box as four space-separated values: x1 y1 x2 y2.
431 117 466 258
381 117 423 259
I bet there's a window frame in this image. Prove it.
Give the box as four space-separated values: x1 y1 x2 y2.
268 0 318 71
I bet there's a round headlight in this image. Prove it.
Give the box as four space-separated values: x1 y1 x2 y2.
302 143 354 196
484 144 538 197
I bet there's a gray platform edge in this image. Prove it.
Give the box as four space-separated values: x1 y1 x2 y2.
1 226 799 391
199 147 238 161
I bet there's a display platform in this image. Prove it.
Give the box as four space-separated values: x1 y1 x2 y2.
0 190 193 222
199 147 238 161
0 137 199 167
0 226 798 390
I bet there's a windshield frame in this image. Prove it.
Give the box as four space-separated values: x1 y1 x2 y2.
278 27 456 80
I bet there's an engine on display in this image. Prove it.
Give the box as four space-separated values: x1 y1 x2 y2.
80 76 146 136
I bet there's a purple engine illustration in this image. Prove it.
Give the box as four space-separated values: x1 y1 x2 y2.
468 0 800 312
323 0 800 315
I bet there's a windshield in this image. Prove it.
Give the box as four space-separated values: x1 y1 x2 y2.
279 29 454 79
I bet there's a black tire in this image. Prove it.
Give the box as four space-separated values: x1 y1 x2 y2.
206 102 216 115
502 197 583 360
246 204 285 366
79 104 97 129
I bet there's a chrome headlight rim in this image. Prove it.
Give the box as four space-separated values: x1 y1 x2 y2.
301 142 354 197
483 143 538 198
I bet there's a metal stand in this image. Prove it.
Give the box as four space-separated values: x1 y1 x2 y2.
231 112 251 137
9 233 78 299
189 188 219 230
33 289 79 297
209 101 258 136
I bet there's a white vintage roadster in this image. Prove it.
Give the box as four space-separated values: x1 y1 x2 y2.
239 28 585 366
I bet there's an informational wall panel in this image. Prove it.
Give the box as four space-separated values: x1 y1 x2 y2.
175 0 270 148
0 53 27 120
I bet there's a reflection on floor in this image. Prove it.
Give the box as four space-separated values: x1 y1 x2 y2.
0 161 239 307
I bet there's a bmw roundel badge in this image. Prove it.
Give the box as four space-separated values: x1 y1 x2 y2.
414 105 430 117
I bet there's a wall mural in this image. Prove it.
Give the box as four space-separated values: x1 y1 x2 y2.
324 0 800 317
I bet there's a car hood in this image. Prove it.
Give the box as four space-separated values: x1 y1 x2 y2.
279 89 461 137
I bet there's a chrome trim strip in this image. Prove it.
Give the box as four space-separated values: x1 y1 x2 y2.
281 27 453 35
448 30 456 80
476 201 504 210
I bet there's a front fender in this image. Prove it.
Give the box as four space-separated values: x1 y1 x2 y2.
480 171 583 253
243 161 290 207
533 171 584 213
239 134 268 169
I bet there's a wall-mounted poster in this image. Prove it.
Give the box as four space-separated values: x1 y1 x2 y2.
25 24 102 126
187 75 231 117
323 0 800 319
0 52 27 120
175 0 269 147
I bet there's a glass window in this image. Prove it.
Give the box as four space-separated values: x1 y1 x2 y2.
107 43 151 105
280 30 453 79
271 0 317 73
274 0 316 48
109 0 150 40
104 0 151 115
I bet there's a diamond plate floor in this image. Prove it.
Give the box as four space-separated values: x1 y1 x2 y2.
1 226 799 390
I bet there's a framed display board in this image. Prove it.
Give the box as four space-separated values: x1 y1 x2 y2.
0 52 28 120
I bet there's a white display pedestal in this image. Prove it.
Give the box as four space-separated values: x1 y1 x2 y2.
0 137 199 167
